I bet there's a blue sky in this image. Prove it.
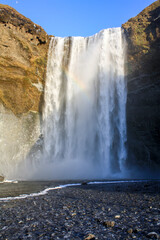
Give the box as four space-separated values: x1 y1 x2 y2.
0 0 156 37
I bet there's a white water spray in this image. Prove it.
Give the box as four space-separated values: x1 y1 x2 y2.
39 28 127 180
2 28 127 180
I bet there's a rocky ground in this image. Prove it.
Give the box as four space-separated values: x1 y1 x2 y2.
0 181 160 240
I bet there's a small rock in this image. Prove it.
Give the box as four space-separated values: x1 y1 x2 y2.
127 228 133 234
147 232 160 239
63 206 68 210
2 226 7 230
84 234 95 240
82 182 88 185
134 228 141 233
0 176 4 182
103 221 115 227
144 183 149 188
115 215 120 219
71 213 76 216
64 235 71 239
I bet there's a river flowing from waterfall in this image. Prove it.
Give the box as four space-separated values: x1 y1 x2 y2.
39 27 127 180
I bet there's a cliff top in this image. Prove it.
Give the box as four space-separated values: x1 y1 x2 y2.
0 4 48 42
122 0 160 79
123 0 160 29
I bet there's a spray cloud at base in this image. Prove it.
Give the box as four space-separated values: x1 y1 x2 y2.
4 28 127 180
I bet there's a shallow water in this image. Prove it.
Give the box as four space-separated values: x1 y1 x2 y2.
0 179 159 199
0 181 62 198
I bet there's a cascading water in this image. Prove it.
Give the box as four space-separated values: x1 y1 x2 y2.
40 27 127 180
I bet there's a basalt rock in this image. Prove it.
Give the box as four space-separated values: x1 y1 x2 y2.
122 0 160 172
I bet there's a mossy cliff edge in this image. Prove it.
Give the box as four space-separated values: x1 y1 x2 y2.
0 4 49 115
123 0 160 172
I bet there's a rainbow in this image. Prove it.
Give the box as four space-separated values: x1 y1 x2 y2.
61 65 87 92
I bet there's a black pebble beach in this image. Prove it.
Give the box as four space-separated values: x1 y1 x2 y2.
0 181 160 239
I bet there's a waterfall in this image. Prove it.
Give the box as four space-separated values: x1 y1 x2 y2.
41 27 127 180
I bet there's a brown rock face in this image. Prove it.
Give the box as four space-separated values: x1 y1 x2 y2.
0 4 49 115
0 5 50 178
123 0 160 173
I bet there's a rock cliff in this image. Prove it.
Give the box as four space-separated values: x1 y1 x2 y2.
122 0 160 173
0 4 49 178
0 4 49 115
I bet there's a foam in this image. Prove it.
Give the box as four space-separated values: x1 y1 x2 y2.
0 180 18 184
0 183 81 201
0 180 152 202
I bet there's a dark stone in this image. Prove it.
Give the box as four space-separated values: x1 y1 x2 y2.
122 1 160 173
81 182 88 185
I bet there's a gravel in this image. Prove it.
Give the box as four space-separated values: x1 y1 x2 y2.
0 181 160 239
